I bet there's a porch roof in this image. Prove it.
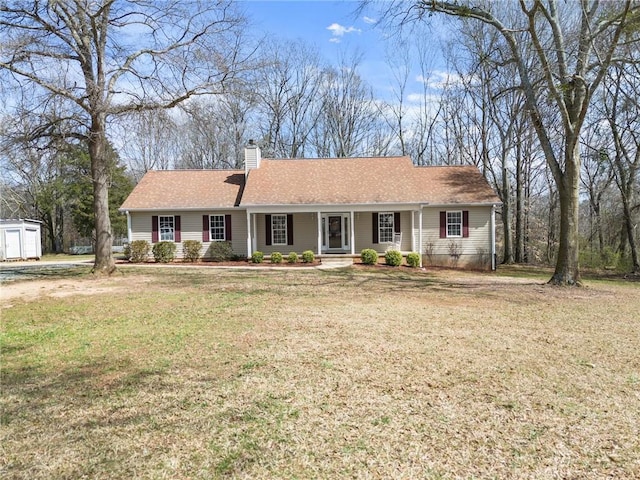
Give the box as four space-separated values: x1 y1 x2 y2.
120 170 244 210
240 157 500 207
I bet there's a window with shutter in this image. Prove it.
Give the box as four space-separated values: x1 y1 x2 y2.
159 216 174 241
210 214 225 241
272 214 287 245
378 212 394 243
440 210 469 238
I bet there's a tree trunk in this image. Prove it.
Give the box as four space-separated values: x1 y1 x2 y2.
502 160 514 264
89 114 115 274
622 195 640 274
515 141 525 263
549 150 581 285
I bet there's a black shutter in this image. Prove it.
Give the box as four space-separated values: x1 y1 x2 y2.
439 212 446 238
225 214 232 241
394 212 401 233
174 216 181 242
202 215 210 242
287 214 294 246
152 216 159 243
265 214 272 246
372 212 379 244
463 210 469 238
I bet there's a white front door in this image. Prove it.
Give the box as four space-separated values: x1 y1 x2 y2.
5 229 21 259
322 214 349 251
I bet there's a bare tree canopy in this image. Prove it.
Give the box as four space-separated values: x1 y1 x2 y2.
1 0 250 273
373 0 640 284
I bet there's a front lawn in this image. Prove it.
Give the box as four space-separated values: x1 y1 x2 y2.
1 267 639 479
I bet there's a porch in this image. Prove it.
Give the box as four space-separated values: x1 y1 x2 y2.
245 209 424 258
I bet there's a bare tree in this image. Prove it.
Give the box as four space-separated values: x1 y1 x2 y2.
176 92 254 170
312 53 383 157
118 110 178 182
603 61 640 273
1 1 249 273
377 0 639 285
253 39 324 158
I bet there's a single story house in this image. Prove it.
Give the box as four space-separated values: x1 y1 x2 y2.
1 219 42 261
120 144 501 269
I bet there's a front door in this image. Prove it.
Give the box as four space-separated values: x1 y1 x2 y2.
328 215 342 249
322 214 349 251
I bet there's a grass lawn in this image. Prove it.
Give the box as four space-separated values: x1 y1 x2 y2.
1 266 639 479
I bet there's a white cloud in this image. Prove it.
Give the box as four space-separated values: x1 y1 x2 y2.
329 37 341 44
326 23 362 37
363 16 377 24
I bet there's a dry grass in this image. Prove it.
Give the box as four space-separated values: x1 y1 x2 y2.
1 266 639 479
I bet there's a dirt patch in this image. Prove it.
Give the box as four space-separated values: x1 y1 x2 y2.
0 274 156 304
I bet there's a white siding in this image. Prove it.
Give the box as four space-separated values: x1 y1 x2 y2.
129 210 248 259
354 210 412 253
254 213 317 254
418 206 493 269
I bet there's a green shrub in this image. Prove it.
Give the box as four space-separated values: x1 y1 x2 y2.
360 248 378 265
128 240 150 263
271 252 283 264
251 251 264 263
182 240 202 262
385 249 403 267
406 252 421 268
287 252 298 264
302 250 315 263
207 241 234 262
152 241 176 263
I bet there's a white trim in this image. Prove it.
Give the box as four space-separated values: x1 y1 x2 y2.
243 203 422 214
271 214 288 246
418 208 423 268
321 213 350 252
209 214 226 242
316 211 322 255
378 212 394 244
411 211 415 252
126 210 132 243
246 210 252 258
159 215 175 242
445 210 463 238
350 210 355 255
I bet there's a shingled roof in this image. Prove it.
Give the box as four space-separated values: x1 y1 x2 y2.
239 157 500 206
120 170 244 210
120 158 500 211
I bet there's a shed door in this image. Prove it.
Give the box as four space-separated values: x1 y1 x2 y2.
5 229 21 258
25 228 39 258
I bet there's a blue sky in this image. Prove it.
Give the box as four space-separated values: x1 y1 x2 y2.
238 1 452 101
239 1 422 95
241 1 381 59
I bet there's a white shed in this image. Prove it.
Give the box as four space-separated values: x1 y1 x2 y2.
0 219 42 261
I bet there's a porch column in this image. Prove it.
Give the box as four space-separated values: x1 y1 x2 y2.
411 210 415 252
246 211 252 259
316 211 322 255
350 211 355 255
252 213 258 254
418 207 424 268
